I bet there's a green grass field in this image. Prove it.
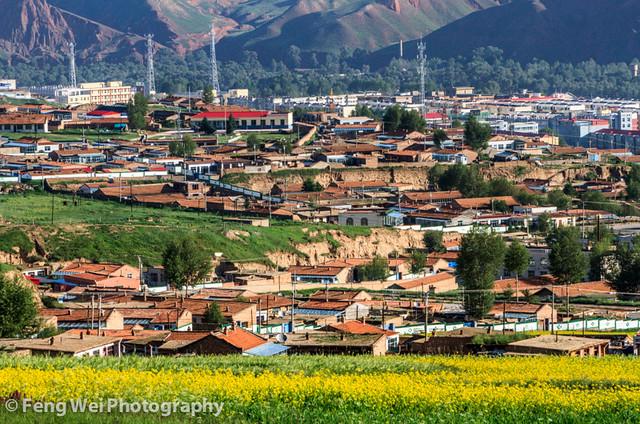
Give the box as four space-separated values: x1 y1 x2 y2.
0 130 139 143
0 192 369 266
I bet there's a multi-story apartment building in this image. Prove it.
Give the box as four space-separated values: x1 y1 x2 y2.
55 81 133 106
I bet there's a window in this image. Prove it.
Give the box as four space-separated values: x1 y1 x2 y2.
360 218 369 226
346 218 354 226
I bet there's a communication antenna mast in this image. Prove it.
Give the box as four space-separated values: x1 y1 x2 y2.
68 42 77 88
210 22 221 97
417 38 427 117
145 34 157 97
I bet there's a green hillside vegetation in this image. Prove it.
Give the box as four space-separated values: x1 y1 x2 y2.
0 192 369 266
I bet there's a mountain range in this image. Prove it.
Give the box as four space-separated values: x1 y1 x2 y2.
2 0 639 67
369 0 640 66
0 0 502 63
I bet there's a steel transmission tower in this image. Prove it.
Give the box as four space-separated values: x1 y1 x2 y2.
417 38 427 117
210 22 221 96
146 34 157 97
68 42 77 87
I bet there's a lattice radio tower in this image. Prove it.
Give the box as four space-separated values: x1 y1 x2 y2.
417 38 427 117
210 22 221 96
68 42 77 88
146 34 157 97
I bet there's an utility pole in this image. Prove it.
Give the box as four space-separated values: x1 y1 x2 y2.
417 37 427 118
145 34 156 97
68 42 77 88
422 284 430 354
210 21 221 97
290 280 296 334
50 190 54 225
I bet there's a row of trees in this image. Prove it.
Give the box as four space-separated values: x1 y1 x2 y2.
459 226 587 318
7 47 640 99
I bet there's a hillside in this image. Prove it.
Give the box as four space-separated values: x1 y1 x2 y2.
216 0 503 62
1 0 502 63
368 0 640 66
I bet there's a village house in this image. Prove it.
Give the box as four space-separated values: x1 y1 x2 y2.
0 333 122 357
387 272 457 293
155 327 270 355
295 301 371 322
40 309 125 331
490 303 557 330
49 148 106 164
0 113 50 133
284 331 387 356
321 320 400 353
55 262 141 291
507 335 609 357
288 265 351 285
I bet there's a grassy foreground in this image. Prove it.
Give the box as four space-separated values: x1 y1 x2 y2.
0 192 369 265
0 355 639 423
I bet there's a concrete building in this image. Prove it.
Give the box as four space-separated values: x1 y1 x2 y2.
56 81 133 106
55 87 92 107
191 109 293 132
0 114 50 133
610 110 638 131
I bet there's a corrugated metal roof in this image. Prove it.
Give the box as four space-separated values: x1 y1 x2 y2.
244 343 289 356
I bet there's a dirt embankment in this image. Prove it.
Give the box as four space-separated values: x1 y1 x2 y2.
266 228 424 268
240 164 632 193
240 168 431 193
484 163 629 186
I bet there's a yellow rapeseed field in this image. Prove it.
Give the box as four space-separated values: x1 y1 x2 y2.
0 356 639 422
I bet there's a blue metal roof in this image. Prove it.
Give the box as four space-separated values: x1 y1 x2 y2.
244 343 289 357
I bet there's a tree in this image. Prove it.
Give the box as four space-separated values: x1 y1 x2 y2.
612 238 640 298
432 129 448 148
458 228 506 319
302 178 322 192
205 303 226 329
428 164 446 189
628 180 640 201
383 105 403 132
493 200 509 213
535 212 552 235
504 240 531 303
563 182 577 197
410 251 427 274
451 120 463 129
162 236 212 289
547 190 571 210
202 85 215 104
226 116 238 135
169 135 196 157
127 92 148 130
547 227 588 314
423 230 445 253
356 256 389 282
464 115 492 151
488 177 516 196
247 134 263 150
0 276 38 338
200 117 215 135
354 104 374 118
399 109 426 132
